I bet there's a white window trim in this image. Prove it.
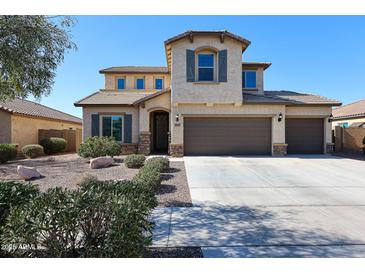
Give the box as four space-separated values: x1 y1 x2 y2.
154 77 164 89
99 115 124 143
135 77 145 89
243 70 257 89
196 52 217 82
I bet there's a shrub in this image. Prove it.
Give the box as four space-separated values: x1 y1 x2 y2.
0 144 17 164
2 177 157 258
39 137 67 155
78 136 121 158
0 182 39 255
124 154 146 168
78 178 157 257
132 165 162 191
21 144 44 159
143 157 169 173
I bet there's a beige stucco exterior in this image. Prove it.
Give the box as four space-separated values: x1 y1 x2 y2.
82 106 139 143
139 92 171 132
79 31 338 156
171 36 244 104
105 73 171 91
9 114 82 150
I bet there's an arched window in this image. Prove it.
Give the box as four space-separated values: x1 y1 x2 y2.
195 47 217 82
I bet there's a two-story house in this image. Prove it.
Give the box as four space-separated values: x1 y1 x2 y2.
74 30 341 157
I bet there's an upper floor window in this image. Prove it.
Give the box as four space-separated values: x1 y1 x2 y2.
117 78 125 90
242 70 257 89
155 78 164 90
198 53 215 81
136 78 145 89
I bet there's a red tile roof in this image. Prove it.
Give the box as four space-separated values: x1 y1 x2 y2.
333 99 365 119
0 98 82 124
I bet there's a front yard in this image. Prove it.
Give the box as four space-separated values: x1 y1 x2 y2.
0 153 192 207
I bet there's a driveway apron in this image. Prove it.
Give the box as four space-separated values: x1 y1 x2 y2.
152 155 365 257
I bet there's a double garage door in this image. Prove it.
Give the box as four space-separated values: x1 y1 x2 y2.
184 117 272 156
184 117 324 156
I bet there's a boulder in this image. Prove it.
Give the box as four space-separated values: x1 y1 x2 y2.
90 156 114 169
17 165 41 180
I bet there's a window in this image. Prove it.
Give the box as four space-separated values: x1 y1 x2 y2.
338 122 349 128
242 71 257 89
155 78 163 90
117 78 125 90
136 78 145 89
101 115 123 142
198 53 214 81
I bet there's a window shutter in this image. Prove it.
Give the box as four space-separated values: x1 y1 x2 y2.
124 114 132 143
218 50 228 82
91 114 100 137
186 49 195 82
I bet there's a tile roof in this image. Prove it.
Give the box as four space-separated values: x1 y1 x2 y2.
242 62 272 70
0 98 82 124
332 99 365 119
133 88 170 105
75 90 340 107
74 91 153 106
99 66 169 74
164 30 251 47
243 90 341 106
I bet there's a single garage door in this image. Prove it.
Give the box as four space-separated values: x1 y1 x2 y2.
184 117 272 156
286 118 324 154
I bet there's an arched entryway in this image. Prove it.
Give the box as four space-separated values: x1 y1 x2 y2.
150 110 169 154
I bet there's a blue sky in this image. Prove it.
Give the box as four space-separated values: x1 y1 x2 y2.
35 16 365 118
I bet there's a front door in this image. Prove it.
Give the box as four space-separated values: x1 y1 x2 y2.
153 112 169 153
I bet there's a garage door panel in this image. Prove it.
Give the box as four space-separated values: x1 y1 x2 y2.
286 118 324 154
184 118 272 156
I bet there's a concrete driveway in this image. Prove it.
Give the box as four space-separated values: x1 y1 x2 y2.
152 155 365 257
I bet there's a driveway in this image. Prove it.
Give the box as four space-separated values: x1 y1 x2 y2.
152 155 365 257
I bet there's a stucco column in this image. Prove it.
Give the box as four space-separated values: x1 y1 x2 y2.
169 106 184 157
272 108 287 156
324 117 334 153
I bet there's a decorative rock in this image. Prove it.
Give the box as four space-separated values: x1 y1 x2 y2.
90 156 114 169
17 165 41 180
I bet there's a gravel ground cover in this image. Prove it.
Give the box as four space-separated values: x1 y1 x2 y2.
0 153 192 206
147 247 203 258
157 161 192 207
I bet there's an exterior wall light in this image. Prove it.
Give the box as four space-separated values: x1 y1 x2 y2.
175 113 180 123
278 113 283 122
328 114 333 123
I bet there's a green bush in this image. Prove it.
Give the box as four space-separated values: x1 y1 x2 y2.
21 144 44 159
2 177 157 258
39 137 67 155
144 157 169 173
0 144 17 164
0 181 40 256
124 154 146 168
133 165 162 191
78 136 121 158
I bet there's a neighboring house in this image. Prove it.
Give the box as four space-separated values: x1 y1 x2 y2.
75 30 341 156
332 99 365 128
0 98 82 150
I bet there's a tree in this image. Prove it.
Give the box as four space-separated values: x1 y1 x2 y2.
0 16 77 101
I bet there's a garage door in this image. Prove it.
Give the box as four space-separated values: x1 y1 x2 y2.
286 118 324 154
184 117 272 156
